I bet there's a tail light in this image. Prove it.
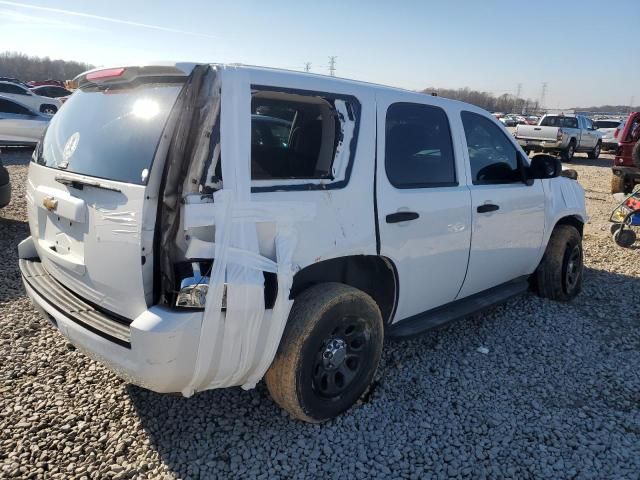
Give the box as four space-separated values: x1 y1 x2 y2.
557 129 563 141
85 68 126 82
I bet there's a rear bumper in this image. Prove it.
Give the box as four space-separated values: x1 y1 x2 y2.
612 166 640 181
19 251 203 393
517 139 565 151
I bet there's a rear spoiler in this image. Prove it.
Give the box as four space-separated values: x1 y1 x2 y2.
74 64 197 89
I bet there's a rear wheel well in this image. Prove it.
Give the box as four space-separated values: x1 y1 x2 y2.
555 215 584 236
291 256 397 324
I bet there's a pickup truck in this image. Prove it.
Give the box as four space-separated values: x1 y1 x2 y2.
516 114 602 161
18 63 587 422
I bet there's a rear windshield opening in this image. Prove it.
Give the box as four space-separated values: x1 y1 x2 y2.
539 116 578 128
249 90 351 180
35 82 182 185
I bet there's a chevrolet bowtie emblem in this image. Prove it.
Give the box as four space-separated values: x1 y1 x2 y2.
42 196 58 212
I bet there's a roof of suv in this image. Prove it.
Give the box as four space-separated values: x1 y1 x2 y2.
75 62 476 113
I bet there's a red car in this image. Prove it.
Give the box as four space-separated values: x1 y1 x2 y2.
611 112 640 193
27 79 65 88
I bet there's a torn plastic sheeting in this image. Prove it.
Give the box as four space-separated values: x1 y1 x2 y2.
183 200 315 230
181 68 316 395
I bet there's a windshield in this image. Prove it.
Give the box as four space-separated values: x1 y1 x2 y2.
36 83 181 184
539 116 578 128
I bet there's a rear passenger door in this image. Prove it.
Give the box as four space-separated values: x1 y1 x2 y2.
376 98 472 322
457 111 545 299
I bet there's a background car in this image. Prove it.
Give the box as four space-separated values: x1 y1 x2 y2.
30 85 72 103
27 79 66 88
595 118 625 151
0 151 10 208
0 81 62 114
0 96 51 146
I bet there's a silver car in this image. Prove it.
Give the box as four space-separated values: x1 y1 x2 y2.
0 95 50 146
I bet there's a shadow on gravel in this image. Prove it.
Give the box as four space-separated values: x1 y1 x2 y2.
0 216 28 302
128 266 640 478
566 156 613 168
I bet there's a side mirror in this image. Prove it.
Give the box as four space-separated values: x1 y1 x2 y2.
528 154 561 180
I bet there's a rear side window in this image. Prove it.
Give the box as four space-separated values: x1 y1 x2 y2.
594 120 620 129
385 102 456 188
0 98 31 115
250 89 356 180
36 83 182 184
461 111 522 185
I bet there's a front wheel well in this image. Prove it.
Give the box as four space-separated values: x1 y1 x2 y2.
554 215 584 236
291 255 397 324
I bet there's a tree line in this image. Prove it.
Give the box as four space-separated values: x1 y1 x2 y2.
422 87 540 114
0 51 94 82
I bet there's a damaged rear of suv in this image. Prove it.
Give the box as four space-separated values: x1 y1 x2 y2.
20 63 586 422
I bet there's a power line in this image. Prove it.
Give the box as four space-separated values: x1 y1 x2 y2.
304 62 311 73
328 56 337 76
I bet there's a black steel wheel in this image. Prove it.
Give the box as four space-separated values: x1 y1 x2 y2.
265 283 383 422
534 224 583 301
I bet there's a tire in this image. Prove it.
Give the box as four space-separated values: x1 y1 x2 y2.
588 142 601 160
561 141 576 162
534 225 583 301
632 140 640 169
613 228 636 248
610 223 622 235
611 174 625 194
265 283 384 423
40 105 58 115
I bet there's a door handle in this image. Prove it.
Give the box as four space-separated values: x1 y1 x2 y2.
386 211 419 223
477 204 499 213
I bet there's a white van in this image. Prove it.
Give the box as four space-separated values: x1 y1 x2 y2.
19 63 586 422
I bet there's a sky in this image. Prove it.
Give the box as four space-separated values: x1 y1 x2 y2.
0 0 638 108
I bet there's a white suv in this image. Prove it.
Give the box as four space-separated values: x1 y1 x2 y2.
19 63 587 422
0 81 62 114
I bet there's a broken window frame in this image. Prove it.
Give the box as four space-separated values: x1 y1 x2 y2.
249 85 361 193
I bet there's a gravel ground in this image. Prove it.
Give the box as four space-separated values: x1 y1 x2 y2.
1 148 639 479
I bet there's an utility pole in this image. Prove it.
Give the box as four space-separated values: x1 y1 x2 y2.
328 56 337 77
516 83 523 114
304 62 311 73
539 82 547 113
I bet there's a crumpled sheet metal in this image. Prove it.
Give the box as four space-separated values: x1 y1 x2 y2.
181 69 315 396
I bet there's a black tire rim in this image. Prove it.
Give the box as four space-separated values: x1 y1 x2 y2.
565 243 582 292
312 316 370 398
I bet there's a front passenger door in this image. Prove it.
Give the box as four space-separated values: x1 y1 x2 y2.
457 111 545 299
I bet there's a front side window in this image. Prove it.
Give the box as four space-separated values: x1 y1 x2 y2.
0 98 31 115
461 111 522 185
385 102 456 188
250 88 357 181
